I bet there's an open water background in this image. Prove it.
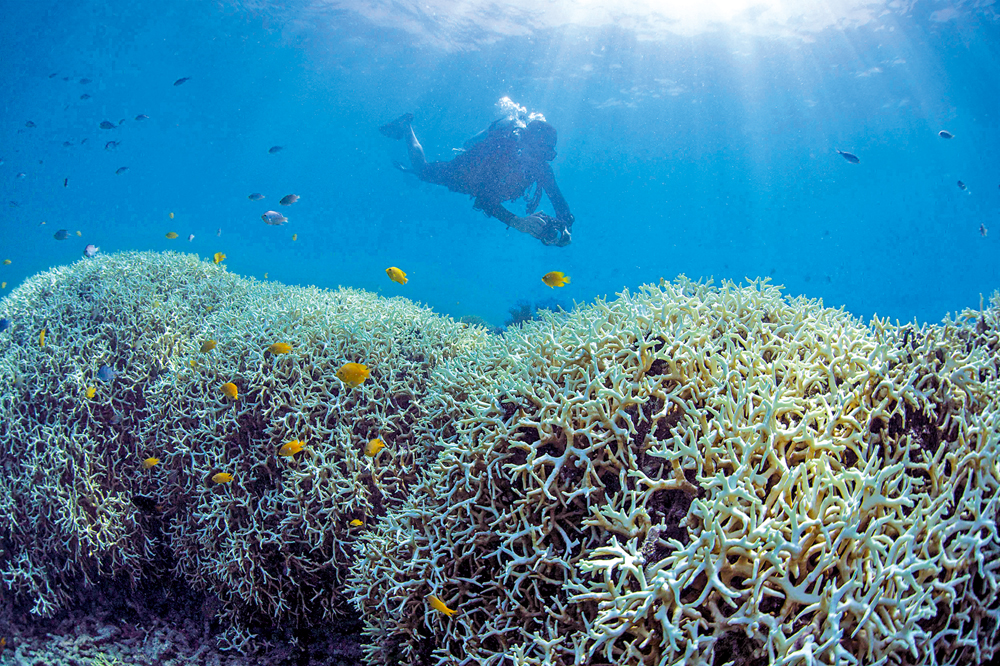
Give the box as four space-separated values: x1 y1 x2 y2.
1 0 998 327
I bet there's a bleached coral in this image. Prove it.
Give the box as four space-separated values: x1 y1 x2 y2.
347 277 1000 666
0 251 499 651
3 253 998 664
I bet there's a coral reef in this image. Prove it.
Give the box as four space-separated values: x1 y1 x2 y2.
2 252 999 665
0 251 499 652
347 277 1000 666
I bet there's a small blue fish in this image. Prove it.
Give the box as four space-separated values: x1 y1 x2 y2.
836 150 860 164
115 166 129 175
53 229 70 240
105 141 120 150
268 145 283 154
80 93 91 100
99 121 116 130
79 78 92 84
25 121 36 128
938 130 954 139
248 193 265 201
0 319 9 333
173 77 190 86
97 364 117 382
62 141 73 147
135 114 149 121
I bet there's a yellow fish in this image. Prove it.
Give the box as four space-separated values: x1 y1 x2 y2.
541 271 570 288
142 457 160 469
428 594 457 617
200 340 217 352
1 282 5 289
165 232 178 239
292 233 297 241
268 342 292 354
212 472 233 484
278 439 305 456
349 519 363 527
386 266 407 285
220 382 239 400
85 386 96 399
337 362 369 388
3 259 10 265
75 230 82 237
169 212 174 219
365 438 385 457
264 273 268 279
189 359 197 368
39 329 46 347
213 252 226 264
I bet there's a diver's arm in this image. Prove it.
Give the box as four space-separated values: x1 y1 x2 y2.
476 197 557 241
537 164 575 229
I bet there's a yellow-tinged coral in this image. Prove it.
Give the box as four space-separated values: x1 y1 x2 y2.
346 277 1000 666
3 253 1000 665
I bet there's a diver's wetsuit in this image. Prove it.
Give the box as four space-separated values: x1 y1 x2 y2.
380 114 574 246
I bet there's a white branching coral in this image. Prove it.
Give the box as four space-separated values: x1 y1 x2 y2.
347 277 1000 666
2 253 998 664
0 251 499 651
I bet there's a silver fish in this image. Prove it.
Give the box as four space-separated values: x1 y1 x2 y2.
262 210 288 226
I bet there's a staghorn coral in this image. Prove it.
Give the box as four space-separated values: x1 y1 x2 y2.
346 277 1000 666
3 252 1000 664
0 251 500 652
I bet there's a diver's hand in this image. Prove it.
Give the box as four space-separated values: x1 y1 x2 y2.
510 213 549 237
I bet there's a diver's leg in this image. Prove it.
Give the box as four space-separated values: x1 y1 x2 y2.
403 125 428 174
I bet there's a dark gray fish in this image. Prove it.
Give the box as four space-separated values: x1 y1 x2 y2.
54 229 70 240
99 120 116 130
836 150 860 164
957 181 967 190
63 177 68 187
115 166 129 175
0 319 9 333
25 121 36 128
105 140 120 150
279 194 299 206
79 78 91 84
248 193 264 201
97 364 117 382
135 114 149 121
939 130 953 139
268 145 283 154
80 93 91 100
173 77 190 86
109 412 123 425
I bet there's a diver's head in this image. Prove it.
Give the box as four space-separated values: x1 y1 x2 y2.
523 120 558 161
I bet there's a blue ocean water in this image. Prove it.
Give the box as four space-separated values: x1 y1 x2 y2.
1 0 998 328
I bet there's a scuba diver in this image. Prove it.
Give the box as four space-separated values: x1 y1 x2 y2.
378 110 575 246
